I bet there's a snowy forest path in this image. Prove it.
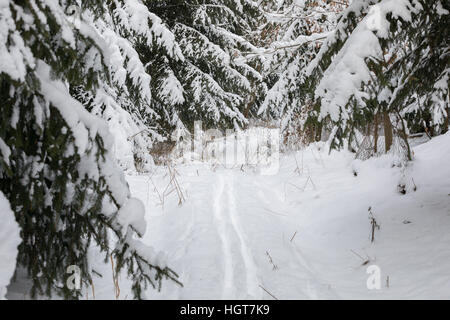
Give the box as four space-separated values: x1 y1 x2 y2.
90 137 450 300
212 173 262 299
128 162 342 300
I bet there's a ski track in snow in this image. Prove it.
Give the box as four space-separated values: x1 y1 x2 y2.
124 160 345 300
213 173 234 298
213 173 262 299
224 174 261 299
141 166 338 300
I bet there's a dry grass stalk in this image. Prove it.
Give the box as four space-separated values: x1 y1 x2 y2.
290 231 297 242
259 285 279 300
266 251 278 271
110 255 120 300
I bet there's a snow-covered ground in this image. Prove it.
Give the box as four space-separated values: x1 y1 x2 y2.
0 191 21 300
6 132 450 299
71 131 449 300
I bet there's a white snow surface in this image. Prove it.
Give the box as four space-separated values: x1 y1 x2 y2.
77 131 450 299
5 131 450 300
0 191 21 299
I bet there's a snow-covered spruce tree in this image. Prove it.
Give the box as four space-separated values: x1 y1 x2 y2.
0 0 179 299
70 0 184 171
256 0 348 147
304 0 449 158
141 0 267 135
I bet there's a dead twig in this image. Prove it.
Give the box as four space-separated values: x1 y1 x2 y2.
290 231 298 242
287 182 303 191
411 178 417 192
89 278 96 300
266 251 278 270
303 175 316 190
161 164 186 206
368 207 380 243
294 155 302 175
148 175 164 208
350 249 370 266
110 255 120 299
259 285 278 300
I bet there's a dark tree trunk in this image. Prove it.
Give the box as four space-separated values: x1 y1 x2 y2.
383 111 393 152
315 122 323 142
373 113 379 154
444 107 450 134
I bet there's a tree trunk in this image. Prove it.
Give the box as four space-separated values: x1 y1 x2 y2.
309 124 315 144
243 92 256 119
315 121 323 142
373 113 379 154
395 109 412 161
444 107 450 134
383 111 393 152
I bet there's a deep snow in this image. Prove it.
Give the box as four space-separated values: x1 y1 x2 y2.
6 132 450 299
77 131 450 300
